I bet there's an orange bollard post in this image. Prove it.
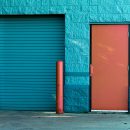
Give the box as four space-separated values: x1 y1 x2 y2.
56 61 64 114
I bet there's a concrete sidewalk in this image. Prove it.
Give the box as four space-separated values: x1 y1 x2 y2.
0 111 130 130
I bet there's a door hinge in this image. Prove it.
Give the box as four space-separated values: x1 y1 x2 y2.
90 64 94 76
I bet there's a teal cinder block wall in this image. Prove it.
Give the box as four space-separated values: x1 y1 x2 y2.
0 0 130 113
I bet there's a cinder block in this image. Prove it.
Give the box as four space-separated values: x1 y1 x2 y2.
98 5 122 14
65 76 89 85
90 0 98 5
64 85 90 112
65 63 89 72
89 6 98 14
49 6 67 14
0 0 11 6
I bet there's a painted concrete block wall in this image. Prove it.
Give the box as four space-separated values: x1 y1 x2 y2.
0 0 130 112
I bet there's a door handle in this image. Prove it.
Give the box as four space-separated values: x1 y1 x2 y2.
90 64 94 76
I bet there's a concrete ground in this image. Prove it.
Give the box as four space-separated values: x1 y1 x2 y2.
0 111 130 130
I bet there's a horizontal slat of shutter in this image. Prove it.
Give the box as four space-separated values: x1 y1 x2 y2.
0 15 65 111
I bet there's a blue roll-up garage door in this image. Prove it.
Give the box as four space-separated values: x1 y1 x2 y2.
0 16 65 110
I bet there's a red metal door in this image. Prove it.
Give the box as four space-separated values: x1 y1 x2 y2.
91 25 128 111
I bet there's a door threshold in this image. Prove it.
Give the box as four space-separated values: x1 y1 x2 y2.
91 110 128 113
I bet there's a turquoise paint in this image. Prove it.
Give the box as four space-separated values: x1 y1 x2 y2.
0 0 129 112
0 16 65 110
